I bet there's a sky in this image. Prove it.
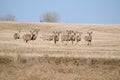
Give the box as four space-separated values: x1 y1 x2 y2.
0 0 120 24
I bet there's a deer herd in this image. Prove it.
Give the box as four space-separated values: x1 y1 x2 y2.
13 29 93 46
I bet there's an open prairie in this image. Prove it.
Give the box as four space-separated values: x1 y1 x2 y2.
0 21 120 80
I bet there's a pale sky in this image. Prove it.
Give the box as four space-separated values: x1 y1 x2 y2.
0 0 120 24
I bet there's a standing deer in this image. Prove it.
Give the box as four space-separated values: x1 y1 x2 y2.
68 30 76 44
84 32 93 45
75 31 82 44
53 31 61 44
13 29 21 39
31 29 39 40
58 31 69 45
22 29 39 43
58 30 75 45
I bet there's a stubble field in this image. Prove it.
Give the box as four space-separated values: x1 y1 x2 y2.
0 21 120 80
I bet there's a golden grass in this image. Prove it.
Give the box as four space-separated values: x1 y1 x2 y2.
0 56 120 80
0 21 120 80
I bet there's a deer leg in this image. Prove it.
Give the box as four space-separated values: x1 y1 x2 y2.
54 39 57 44
90 42 92 45
63 41 67 46
88 42 90 46
76 41 79 45
71 40 74 44
87 42 89 45
26 40 28 43
66 41 68 45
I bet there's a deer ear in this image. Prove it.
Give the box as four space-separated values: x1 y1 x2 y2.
30 30 32 33
36 30 39 34
17 29 20 33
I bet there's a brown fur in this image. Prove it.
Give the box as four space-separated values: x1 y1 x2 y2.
75 32 82 44
13 29 21 39
22 29 39 43
84 32 92 45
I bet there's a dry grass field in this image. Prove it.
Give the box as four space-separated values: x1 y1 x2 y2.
0 21 120 80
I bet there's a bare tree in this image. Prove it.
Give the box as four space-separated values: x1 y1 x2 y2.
40 12 59 22
0 14 16 21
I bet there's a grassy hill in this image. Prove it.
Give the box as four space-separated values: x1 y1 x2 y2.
0 21 120 58
0 21 120 80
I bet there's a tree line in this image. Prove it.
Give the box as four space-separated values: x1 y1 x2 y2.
0 12 59 22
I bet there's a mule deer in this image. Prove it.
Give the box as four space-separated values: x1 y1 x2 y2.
13 29 21 39
59 30 75 45
53 31 61 44
31 29 39 40
84 32 93 45
75 31 82 44
22 29 39 43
